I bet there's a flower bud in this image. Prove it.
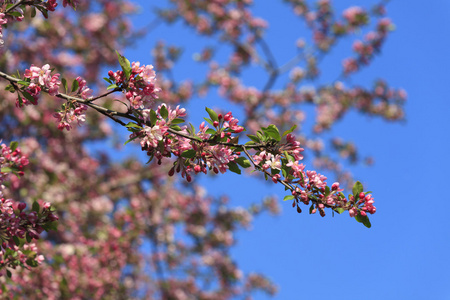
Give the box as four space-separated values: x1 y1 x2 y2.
18 203 26 211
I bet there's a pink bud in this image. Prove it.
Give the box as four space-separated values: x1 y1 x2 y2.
359 192 365 199
213 121 219 127
18 203 26 211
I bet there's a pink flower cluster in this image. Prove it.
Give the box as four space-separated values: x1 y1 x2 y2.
343 6 368 27
62 0 80 9
53 76 91 131
343 18 394 75
0 142 58 271
108 61 161 109
21 64 61 106
133 105 244 182
53 103 88 131
348 192 376 217
0 142 28 192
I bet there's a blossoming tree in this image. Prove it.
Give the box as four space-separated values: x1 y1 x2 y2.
0 0 405 298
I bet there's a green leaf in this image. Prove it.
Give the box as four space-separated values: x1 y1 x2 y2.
61 78 68 92
203 118 215 126
42 221 58 231
334 208 345 214
116 51 131 79
309 204 314 214
124 135 139 145
12 236 20 246
1 167 12 173
107 84 118 90
352 181 364 198
227 161 241 174
235 157 251 168
160 105 169 119
26 259 38 268
283 195 295 201
30 6 36 18
6 270 11 278
71 79 79 93
5 84 15 93
263 125 281 142
26 233 32 243
181 149 197 158
189 123 196 135
103 77 112 84
17 80 30 86
31 201 40 213
125 122 142 129
170 125 182 131
22 91 36 104
149 109 157 126
205 128 216 135
171 118 185 125
282 124 297 137
355 213 372 228
247 134 260 143
205 107 219 122
8 11 23 17
9 141 18 152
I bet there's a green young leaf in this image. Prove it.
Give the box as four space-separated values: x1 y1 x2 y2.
6 270 11 278
17 80 30 86
355 213 372 228
116 51 131 79
171 118 185 125
262 125 281 142
334 208 345 214
160 105 169 119
125 122 142 129
71 78 79 93
107 84 118 90
103 77 112 84
181 149 197 158
282 124 297 137
227 161 241 174
31 201 40 213
149 109 157 126
283 195 295 201
5 84 14 93
8 11 23 17
12 236 20 246
26 259 38 268
22 91 36 104
30 6 36 18
42 221 58 231
124 135 139 146
9 141 18 152
189 123 196 135
205 128 216 135
235 157 251 168
205 107 219 122
309 204 314 214
352 181 364 198
26 232 32 243
1 167 12 173
170 125 182 131
61 78 68 92
247 134 260 143
203 117 215 126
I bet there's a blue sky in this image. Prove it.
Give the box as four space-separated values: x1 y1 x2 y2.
123 1 450 299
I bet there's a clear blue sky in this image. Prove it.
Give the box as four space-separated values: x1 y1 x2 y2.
122 1 450 299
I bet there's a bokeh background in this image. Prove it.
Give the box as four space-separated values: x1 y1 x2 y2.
118 1 450 299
